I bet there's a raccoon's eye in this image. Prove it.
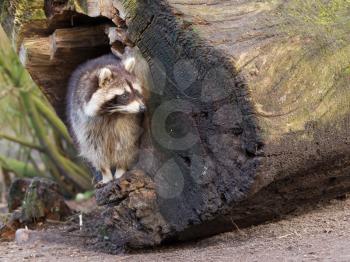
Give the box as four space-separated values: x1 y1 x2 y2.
115 93 129 104
119 93 129 101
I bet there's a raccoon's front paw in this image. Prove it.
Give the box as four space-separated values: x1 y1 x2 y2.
94 169 114 188
94 180 108 189
94 177 113 189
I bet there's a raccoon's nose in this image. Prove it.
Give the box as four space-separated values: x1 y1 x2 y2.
139 104 146 113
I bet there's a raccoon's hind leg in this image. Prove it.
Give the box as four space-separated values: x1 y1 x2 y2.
114 168 126 179
100 166 114 184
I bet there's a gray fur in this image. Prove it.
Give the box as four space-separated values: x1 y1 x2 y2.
66 54 145 184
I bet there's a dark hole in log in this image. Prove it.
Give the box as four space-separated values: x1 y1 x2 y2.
21 10 120 121
47 11 114 34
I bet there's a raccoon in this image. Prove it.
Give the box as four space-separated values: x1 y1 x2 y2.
66 53 146 185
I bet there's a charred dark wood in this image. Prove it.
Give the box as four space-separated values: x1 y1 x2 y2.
95 170 169 247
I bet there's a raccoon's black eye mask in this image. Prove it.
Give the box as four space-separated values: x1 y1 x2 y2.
100 93 131 114
111 93 130 105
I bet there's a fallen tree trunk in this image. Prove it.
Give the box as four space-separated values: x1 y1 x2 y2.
1 0 350 247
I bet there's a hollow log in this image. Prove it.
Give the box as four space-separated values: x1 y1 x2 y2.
1 0 350 248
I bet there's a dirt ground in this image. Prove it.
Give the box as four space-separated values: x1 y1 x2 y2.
0 196 350 262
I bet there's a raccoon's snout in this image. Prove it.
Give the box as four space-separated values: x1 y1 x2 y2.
139 104 146 113
102 98 146 114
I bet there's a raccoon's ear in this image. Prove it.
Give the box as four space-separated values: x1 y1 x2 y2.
122 56 136 73
98 67 113 87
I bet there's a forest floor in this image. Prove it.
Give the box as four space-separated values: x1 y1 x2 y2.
0 195 350 262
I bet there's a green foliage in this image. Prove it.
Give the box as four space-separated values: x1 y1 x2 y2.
343 65 350 76
0 155 37 178
280 0 350 51
0 27 92 196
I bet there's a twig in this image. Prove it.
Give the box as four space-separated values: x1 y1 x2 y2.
0 133 44 152
230 218 247 236
277 233 294 239
61 233 95 238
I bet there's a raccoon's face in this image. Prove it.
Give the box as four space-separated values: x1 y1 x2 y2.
83 57 146 117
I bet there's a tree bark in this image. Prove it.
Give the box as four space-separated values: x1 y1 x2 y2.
1 0 350 248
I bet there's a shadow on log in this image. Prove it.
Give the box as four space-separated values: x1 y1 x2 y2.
1 0 350 248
